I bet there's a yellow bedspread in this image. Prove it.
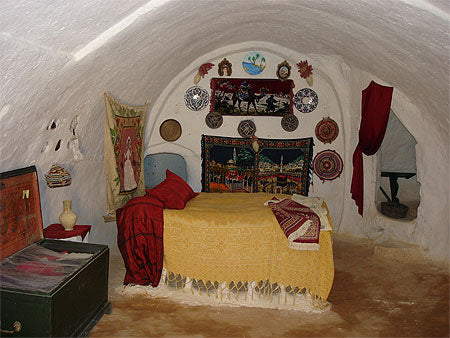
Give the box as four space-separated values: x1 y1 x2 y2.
163 192 334 302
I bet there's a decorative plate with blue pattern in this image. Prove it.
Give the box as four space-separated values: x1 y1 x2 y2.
293 88 319 113
184 86 209 111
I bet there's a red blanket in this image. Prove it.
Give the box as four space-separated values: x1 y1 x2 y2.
266 197 321 250
116 194 164 286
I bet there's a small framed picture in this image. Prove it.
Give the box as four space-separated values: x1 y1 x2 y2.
276 60 291 80
218 58 232 76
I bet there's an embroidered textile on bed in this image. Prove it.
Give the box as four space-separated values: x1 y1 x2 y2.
265 197 321 250
116 194 164 286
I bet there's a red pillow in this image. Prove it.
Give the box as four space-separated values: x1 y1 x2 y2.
146 169 198 209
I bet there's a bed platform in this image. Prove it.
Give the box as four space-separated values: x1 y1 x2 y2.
118 153 335 309
162 192 334 306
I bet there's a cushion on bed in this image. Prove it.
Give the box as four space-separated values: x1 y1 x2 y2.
146 169 198 209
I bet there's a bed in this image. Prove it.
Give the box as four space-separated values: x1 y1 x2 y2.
118 153 334 309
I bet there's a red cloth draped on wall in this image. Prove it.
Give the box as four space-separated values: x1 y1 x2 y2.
351 81 393 215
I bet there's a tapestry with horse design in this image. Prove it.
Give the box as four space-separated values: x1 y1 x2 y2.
201 135 313 196
210 78 294 116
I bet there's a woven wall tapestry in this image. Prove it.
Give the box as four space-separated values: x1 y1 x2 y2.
201 135 313 196
210 78 294 116
104 92 148 213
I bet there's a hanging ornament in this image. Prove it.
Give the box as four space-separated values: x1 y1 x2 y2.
281 114 299 131
251 134 260 152
184 86 209 111
313 149 343 181
315 117 339 144
218 58 232 76
45 164 72 188
276 60 291 80
297 60 313 86
194 63 214 85
238 120 256 138
205 112 223 129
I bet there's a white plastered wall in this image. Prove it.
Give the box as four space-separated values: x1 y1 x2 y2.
0 0 448 261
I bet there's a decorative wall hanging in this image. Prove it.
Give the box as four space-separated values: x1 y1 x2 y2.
238 120 256 138
45 164 72 188
184 86 209 111
159 119 182 142
315 117 339 144
194 63 214 85
297 60 313 86
104 92 148 213
294 88 319 113
276 60 291 80
242 51 266 75
210 78 294 116
313 149 343 181
281 114 299 132
218 58 232 76
205 112 223 129
202 135 314 196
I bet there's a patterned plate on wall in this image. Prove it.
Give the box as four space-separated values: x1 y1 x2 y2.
313 149 343 181
184 86 209 111
281 114 299 131
315 117 339 143
238 120 256 138
205 112 223 129
293 88 318 113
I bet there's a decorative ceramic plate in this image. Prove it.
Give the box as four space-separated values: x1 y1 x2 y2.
281 114 299 131
159 119 182 142
293 88 319 113
315 117 339 143
242 51 266 75
205 112 223 129
313 149 343 181
238 120 256 138
184 86 209 111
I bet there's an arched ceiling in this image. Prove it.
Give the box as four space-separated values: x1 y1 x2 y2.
2 0 448 118
0 0 448 155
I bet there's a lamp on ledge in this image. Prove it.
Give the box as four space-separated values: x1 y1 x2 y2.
379 171 416 219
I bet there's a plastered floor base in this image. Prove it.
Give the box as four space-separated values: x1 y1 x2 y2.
90 234 449 337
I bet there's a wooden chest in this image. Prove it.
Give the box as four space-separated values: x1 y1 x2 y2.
0 166 111 337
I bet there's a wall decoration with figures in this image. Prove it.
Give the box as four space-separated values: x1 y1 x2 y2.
145 43 344 223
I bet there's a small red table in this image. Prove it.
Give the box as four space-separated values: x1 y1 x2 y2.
43 224 92 243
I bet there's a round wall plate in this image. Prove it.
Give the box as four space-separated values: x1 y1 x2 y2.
238 120 256 138
160 119 182 142
184 86 209 111
281 114 299 131
293 88 319 113
313 149 343 181
315 117 339 143
205 112 223 129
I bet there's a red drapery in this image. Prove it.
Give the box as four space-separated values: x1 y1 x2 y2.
351 81 393 215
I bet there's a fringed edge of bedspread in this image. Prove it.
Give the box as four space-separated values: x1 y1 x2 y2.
155 269 331 311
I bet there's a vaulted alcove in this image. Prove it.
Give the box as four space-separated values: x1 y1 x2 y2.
376 111 420 220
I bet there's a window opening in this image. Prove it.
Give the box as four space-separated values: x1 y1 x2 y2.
376 111 419 220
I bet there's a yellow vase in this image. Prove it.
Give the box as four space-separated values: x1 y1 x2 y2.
59 200 77 231
306 75 313 86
